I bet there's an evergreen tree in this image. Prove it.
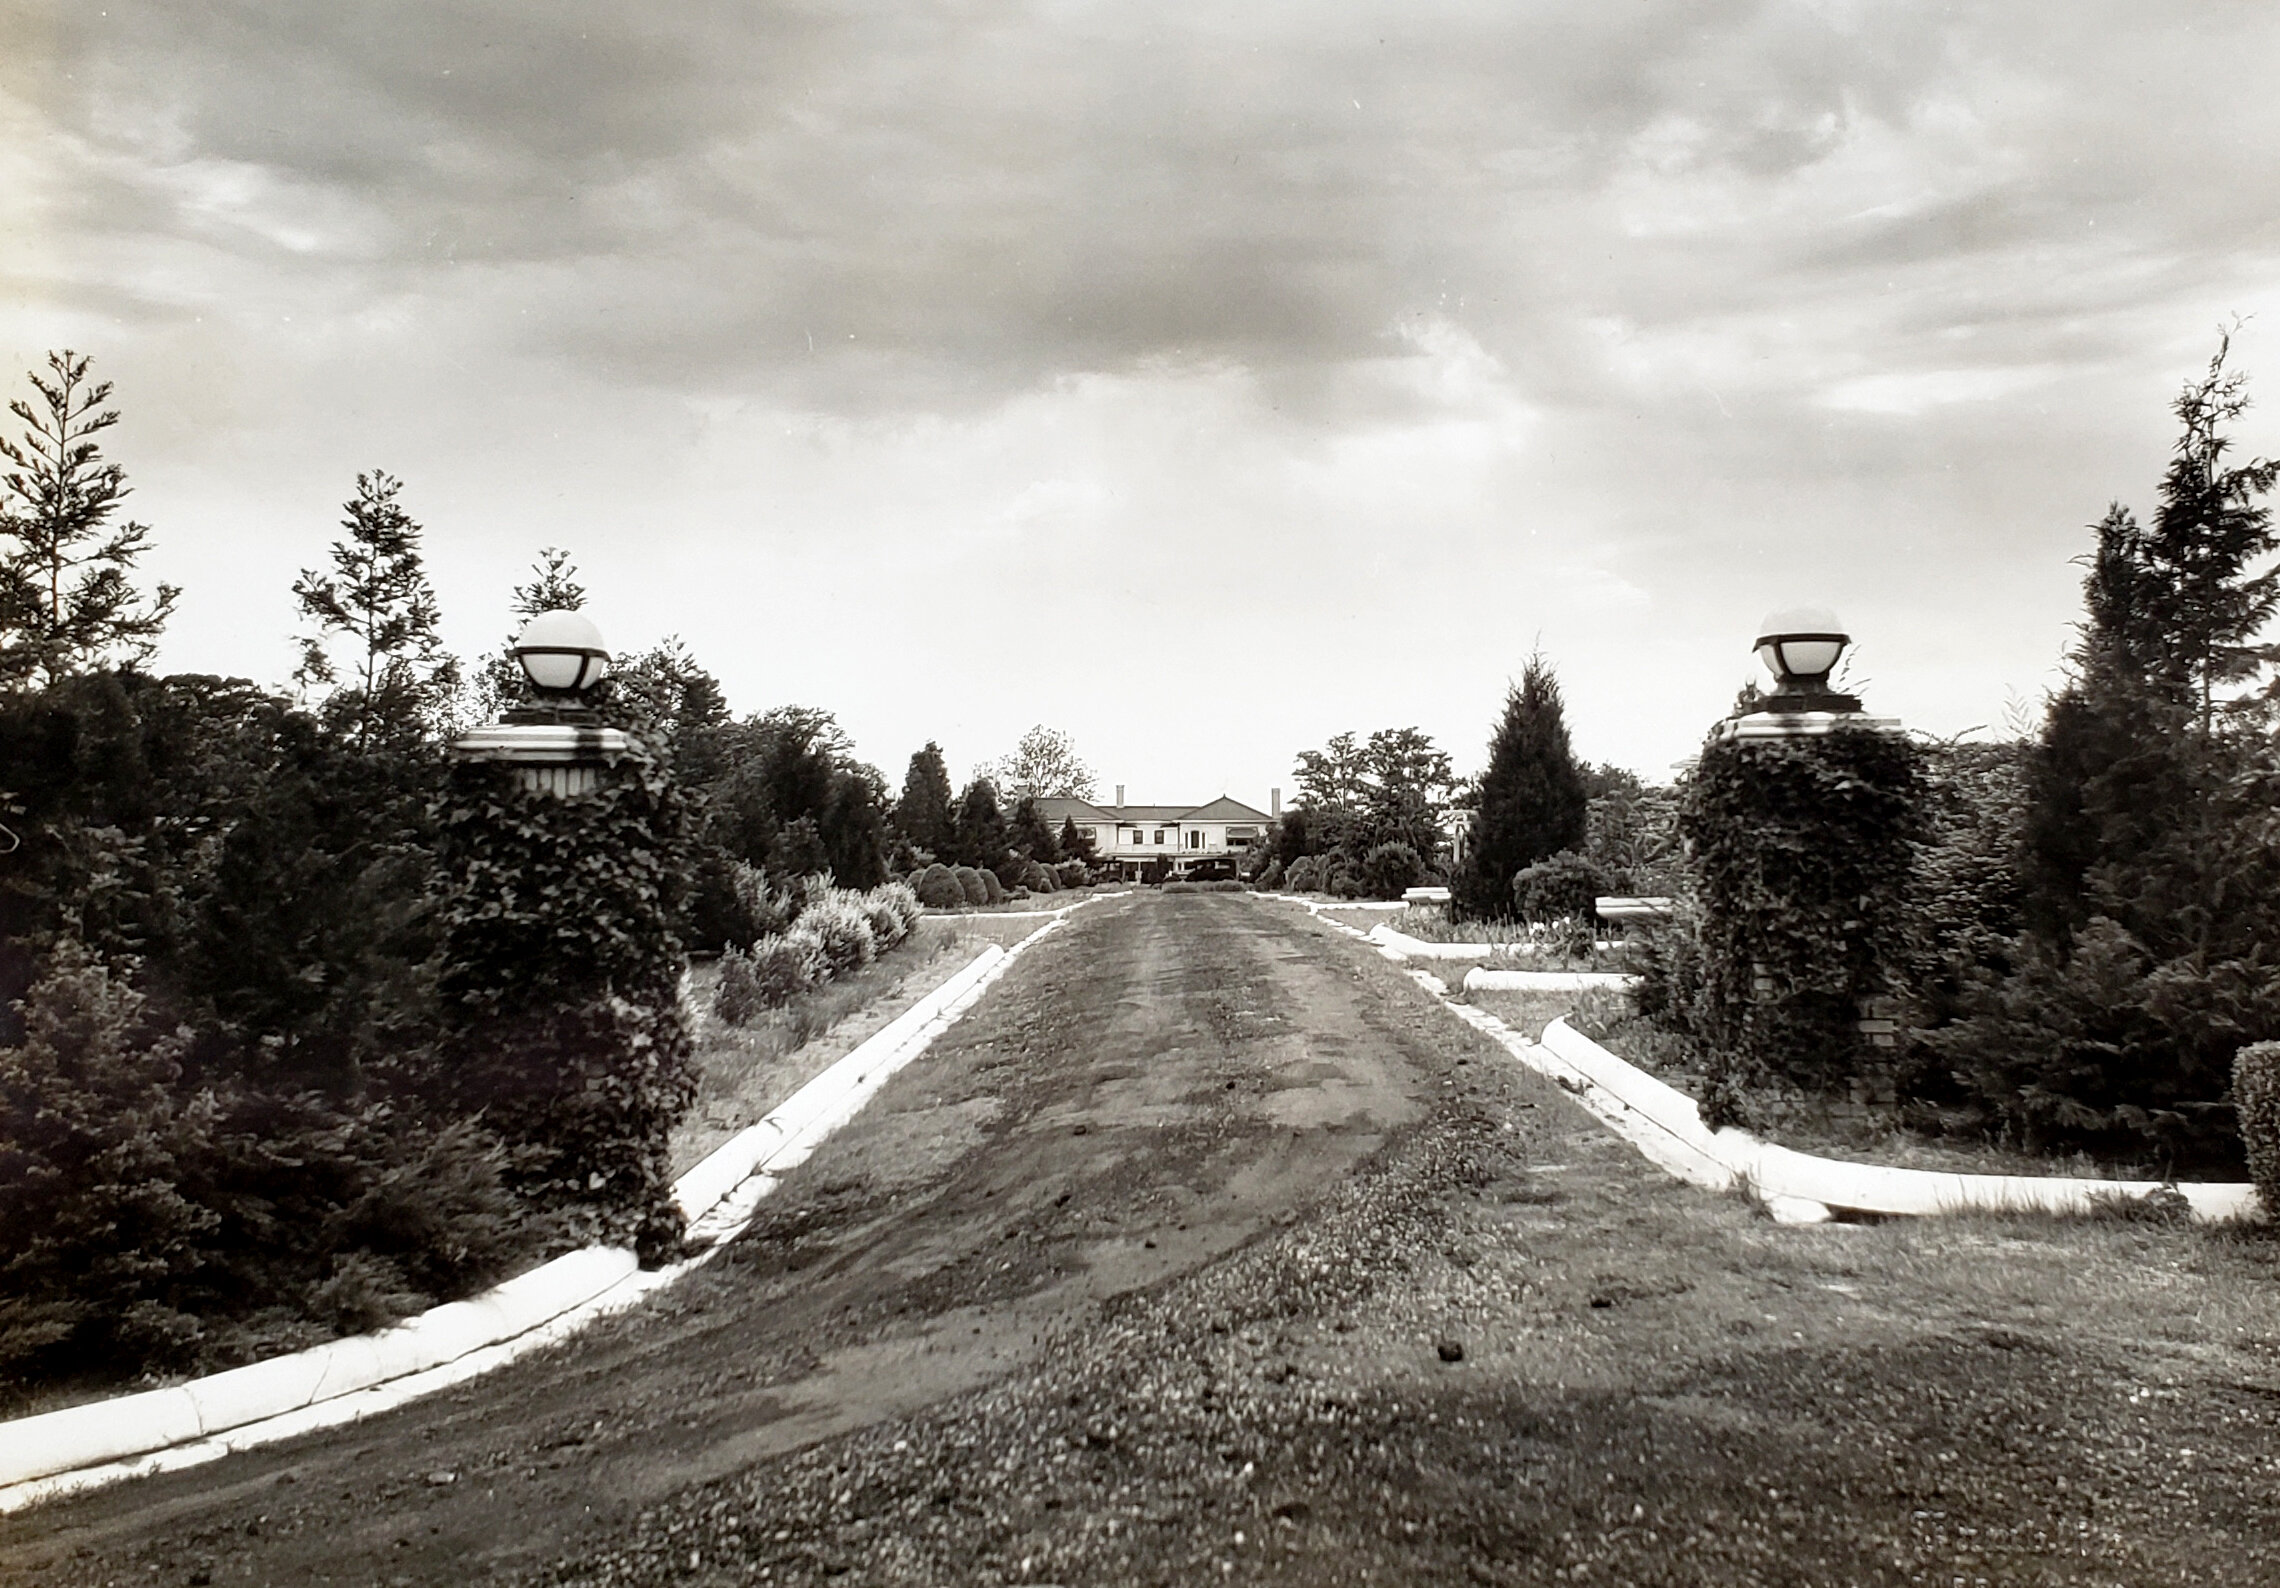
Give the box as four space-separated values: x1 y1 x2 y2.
0 351 178 688
1058 814 1097 865
896 741 956 855
1946 339 2280 1166
953 776 1007 869
293 472 460 751
1452 655 1587 920
2137 336 2280 726
607 636 731 778
1009 796 1059 863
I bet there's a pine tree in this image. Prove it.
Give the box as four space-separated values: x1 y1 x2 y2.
1058 814 1097 864
896 742 956 856
1009 796 1059 863
953 777 1007 869
293 472 460 752
2138 335 2280 727
0 351 178 688
1452 655 1587 920
1949 338 2280 1165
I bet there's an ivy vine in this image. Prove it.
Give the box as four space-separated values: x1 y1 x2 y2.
433 739 696 1262
1679 723 1925 1124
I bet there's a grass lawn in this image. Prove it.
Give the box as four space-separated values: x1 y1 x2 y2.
1462 984 2189 1184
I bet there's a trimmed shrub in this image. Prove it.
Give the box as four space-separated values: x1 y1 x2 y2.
979 868 1006 905
953 865 989 906
2232 1042 2280 1218
714 945 765 1025
915 863 964 910
1512 849 1606 924
1285 854 1325 893
1054 860 1088 889
791 895 878 978
743 933 826 1007
1022 859 1056 892
1256 857 1284 890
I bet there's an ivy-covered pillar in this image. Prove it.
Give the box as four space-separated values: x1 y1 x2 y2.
1679 610 1923 1128
438 612 695 1261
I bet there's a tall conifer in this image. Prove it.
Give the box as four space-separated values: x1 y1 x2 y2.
0 351 178 687
1453 655 1587 920
896 742 957 856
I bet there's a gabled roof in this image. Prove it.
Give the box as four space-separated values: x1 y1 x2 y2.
1181 796 1273 824
1029 796 1116 824
1026 794 1275 825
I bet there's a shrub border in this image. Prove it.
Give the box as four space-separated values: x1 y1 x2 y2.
0 894 1119 1511
1267 894 2261 1225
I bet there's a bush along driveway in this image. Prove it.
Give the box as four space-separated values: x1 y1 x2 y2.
4 891 2276 1586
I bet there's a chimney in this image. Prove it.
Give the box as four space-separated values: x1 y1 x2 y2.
1115 784 1125 809
1271 787 1281 818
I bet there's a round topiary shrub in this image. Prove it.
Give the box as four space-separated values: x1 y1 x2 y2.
2235 1041 2280 1219
1512 849 1606 924
979 868 1006 904
915 864 964 909
1054 860 1087 889
953 865 988 906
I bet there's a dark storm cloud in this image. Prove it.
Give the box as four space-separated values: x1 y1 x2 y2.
19 0 2102 402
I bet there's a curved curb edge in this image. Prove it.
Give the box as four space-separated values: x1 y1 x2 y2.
0 896 1106 1513
1424 973 2259 1228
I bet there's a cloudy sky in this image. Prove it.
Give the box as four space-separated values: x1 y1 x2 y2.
7 2 2280 801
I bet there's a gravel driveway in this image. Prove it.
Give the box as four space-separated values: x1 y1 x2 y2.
5 892 2275 1586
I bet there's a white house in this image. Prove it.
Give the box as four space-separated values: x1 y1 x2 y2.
1030 788 1277 880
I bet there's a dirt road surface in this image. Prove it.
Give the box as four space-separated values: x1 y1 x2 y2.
5 893 2276 1586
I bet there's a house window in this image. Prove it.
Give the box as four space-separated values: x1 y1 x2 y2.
1226 827 1255 844
1187 830 1202 849
1082 827 1098 844
1153 830 1164 845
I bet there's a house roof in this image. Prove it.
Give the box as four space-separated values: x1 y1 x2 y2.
1029 797 1115 824
1180 796 1274 824
1027 794 1275 825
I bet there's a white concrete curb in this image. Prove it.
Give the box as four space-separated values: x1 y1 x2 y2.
1446 1001 2260 1227
1461 967 1639 993
0 897 1104 1513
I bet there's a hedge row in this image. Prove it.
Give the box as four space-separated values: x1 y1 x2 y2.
712 880 924 1023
